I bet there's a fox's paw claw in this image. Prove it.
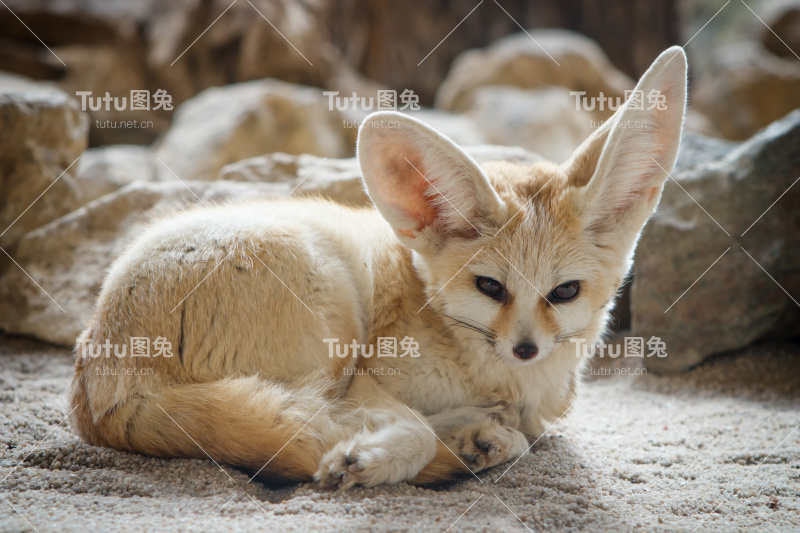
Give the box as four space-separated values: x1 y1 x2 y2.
451 422 528 472
315 442 389 489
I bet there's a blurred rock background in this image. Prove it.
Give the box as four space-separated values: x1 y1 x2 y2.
0 0 798 372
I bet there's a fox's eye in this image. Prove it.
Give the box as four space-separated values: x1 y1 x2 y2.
476 276 505 301
549 281 580 303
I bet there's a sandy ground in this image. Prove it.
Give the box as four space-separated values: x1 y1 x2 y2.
0 334 798 533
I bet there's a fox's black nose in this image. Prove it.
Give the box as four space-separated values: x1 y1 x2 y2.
513 342 539 360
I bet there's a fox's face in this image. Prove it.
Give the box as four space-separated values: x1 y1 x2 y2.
359 47 687 367
413 161 624 368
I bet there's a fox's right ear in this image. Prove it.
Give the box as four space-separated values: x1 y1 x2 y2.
357 111 505 254
563 46 687 248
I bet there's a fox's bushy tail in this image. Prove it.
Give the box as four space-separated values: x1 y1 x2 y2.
70 368 346 483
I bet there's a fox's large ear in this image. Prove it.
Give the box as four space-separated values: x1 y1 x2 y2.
563 46 687 243
358 111 505 253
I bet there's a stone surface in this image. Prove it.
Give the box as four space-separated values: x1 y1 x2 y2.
692 42 800 140
154 79 354 182
144 0 329 102
0 0 329 101
0 0 365 148
760 2 800 59
55 45 168 146
435 29 634 114
633 110 800 373
340 108 487 147
74 145 167 205
465 145 544 166
465 86 596 163
219 153 369 207
0 85 88 249
403 110 487 147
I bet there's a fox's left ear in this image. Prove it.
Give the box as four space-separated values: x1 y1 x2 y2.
563 46 687 242
357 111 505 254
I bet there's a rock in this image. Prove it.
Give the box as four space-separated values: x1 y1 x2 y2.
0 0 326 101
323 1 679 105
0 86 88 249
219 153 369 207
0 72 59 91
0 143 542 346
74 145 166 205
633 110 800 373
0 181 285 346
465 86 596 164
435 29 634 114
683 108 722 139
465 145 544 165
692 42 800 140
0 1 165 147
154 79 354 182
665 133 737 169
145 0 327 102
56 45 169 146
403 110 486 146
339 107 487 147
760 3 800 60
0 0 355 149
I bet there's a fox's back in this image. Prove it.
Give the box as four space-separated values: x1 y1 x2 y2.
75 198 401 423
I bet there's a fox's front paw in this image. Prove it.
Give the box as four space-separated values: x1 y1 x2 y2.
449 422 529 472
315 440 395 489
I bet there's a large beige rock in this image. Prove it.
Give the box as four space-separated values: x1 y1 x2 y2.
0 86 88 248
435 29 634 114
633 110 800 373
465 145 544 165
405 110 486 146
154 79 354 182
339 107 487 147
0 144 542 346
693 42 800 140
219 153 369 207
465 86 596 163
74 145 167 205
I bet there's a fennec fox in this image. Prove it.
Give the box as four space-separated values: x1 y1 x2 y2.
70 47 687 487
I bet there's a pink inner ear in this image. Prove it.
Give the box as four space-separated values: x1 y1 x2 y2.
381 148 439 231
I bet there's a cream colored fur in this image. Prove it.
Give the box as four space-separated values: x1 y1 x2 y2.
69 47 688 488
